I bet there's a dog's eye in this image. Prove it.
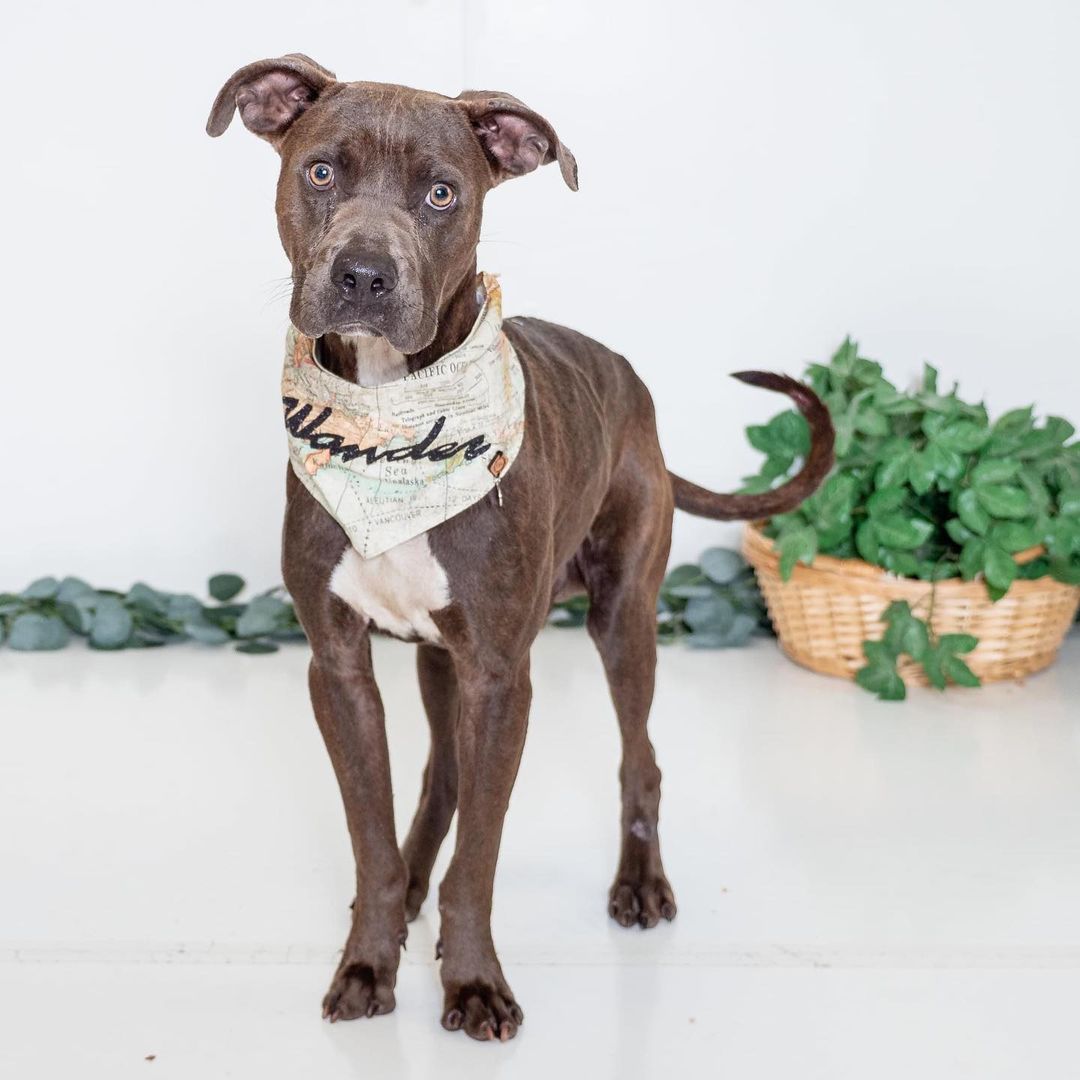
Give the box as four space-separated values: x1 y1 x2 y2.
426 183 456 210
307 162 334 189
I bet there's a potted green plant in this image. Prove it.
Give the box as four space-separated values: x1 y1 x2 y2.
740 339 1080 699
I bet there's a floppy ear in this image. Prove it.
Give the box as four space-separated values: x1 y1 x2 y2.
206 54 337 146
456 91 578 191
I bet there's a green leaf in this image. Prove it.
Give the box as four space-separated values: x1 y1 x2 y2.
663 564 706 590
666 584 716 599
932 419 990 454
166 594 204 622
126 583 168 615
683 595 735 635
748 411 810 458
959 539 986 580
881 601 930 661
956 488 991 536
771 411 811 456
208 573 245 602
882 550 920 577
55 576 95 603
942 654 981 687
185 618 231 645
855 643 906 701
235 640 280 655
982 544 1018 593
875 450 913 490
971 458 1020 485
1058 487 1080 518
235 594 289 638
937 633 978 654
1049 557 1080 585
988 521 1038 554
975 484 1032 520
7 613 71 650
874 514 934 550
922 649 947 690
855 520 881 564
854 406 889 437
945 517 975 545
867 487 908 518
832 338 859 376
57 599 93 634
21 577 60 600
89 597 134 649
922 442 964 486
777 525 818 580
907 451 937 495
699 548 746 585
685 612 758 649
992 406 1034 437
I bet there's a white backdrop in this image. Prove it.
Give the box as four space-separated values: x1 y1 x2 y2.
3 0 1078 592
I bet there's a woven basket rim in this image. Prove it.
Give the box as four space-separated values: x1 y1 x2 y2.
742 519 1078 601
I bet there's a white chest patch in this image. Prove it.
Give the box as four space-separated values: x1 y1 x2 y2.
328 533 450 643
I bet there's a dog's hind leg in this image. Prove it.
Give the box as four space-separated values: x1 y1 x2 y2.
401 644 460 921
584 467 677 929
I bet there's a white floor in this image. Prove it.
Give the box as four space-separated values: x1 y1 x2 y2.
3 629 1080 1078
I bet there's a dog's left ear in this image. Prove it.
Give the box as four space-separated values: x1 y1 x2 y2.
457 91 578 191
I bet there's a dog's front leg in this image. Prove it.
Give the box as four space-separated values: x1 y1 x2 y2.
308 642 407 1022
436 655 531 1041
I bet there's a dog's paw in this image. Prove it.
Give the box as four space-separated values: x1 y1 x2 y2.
322 962 396 1022
441 981 524 1042
608 875 677 929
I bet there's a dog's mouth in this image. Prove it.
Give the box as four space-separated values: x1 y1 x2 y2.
331 320 383 338
292 275 434 355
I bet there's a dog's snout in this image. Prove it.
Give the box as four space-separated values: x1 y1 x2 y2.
332 249 398 305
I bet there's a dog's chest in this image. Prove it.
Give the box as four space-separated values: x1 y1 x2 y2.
328 534 450 643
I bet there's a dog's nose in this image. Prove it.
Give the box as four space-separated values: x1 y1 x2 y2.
332 249 398 303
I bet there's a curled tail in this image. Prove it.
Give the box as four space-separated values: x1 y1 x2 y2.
670 371 835 521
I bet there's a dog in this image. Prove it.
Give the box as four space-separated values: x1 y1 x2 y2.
207 54 834 1042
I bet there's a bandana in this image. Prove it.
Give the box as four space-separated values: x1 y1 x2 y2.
282 273 525 559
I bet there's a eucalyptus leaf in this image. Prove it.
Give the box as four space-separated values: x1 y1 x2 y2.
21 577 60 600
8 613 70 650
89 597 134 649
56 576 95 603
235 594 289 638
236 640 280 654
208 573 245 602
699 548 747 584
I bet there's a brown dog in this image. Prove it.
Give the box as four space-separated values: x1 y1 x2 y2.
207 54 834 1042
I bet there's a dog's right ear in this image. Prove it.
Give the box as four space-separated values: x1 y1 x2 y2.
206 54 337 147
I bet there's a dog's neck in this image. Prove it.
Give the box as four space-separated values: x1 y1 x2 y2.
318 267 484 386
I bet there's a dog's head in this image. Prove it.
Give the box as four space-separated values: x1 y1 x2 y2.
207 54 577 353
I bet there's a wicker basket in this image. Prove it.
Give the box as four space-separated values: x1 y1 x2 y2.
742 521 1080 685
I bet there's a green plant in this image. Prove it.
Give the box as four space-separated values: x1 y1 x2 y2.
0 574 305 654
741 337 1080 698
854 601 979 701
743 338 1080 593
550 546 769 648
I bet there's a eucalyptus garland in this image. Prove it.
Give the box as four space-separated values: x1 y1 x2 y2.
0 575 304 654
2 548 767 656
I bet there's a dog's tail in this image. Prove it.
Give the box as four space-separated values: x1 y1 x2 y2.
669 371 835 521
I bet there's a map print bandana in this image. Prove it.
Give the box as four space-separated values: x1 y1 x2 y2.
282 273 525 559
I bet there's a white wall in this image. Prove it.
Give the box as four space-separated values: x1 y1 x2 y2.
3 0 1078 592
